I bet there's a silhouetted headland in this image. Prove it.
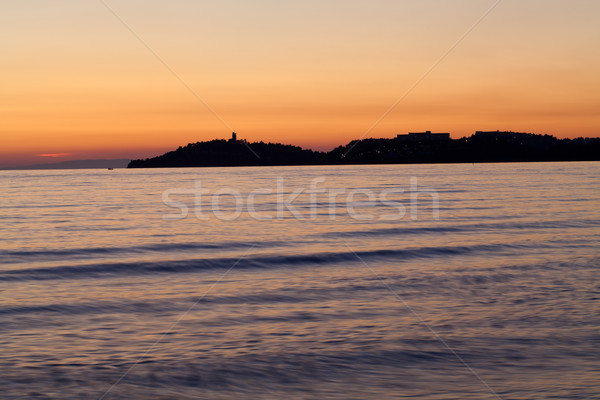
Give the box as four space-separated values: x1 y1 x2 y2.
128 131 600 168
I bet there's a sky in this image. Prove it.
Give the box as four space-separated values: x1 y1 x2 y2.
1 0 600 167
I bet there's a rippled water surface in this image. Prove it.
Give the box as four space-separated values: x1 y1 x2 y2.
1 163 599 399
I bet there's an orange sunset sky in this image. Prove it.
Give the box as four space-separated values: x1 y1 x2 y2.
1 0 600 167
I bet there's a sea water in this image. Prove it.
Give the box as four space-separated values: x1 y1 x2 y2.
0 162 599 399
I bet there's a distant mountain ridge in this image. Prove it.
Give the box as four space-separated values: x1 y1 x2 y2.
9 159 130 170
128 131 600 168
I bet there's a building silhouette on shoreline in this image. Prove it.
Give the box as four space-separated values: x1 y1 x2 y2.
396 131 450 142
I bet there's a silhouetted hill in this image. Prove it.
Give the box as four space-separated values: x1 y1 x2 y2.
127 140 325 168
128 132 600 168
331 132 600 164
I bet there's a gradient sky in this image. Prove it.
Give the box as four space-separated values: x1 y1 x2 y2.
1 0 600 167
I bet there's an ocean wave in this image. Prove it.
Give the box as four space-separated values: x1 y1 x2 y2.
3 255 598 322
318 218 600 238
0 242 527 282
0 240 289 264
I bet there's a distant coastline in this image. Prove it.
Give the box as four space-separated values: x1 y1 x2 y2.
3 159 130 171
128 131 600 168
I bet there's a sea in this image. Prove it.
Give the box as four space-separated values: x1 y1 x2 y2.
0 162 599 399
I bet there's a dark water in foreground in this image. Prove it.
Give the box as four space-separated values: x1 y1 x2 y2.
1 163 599 399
